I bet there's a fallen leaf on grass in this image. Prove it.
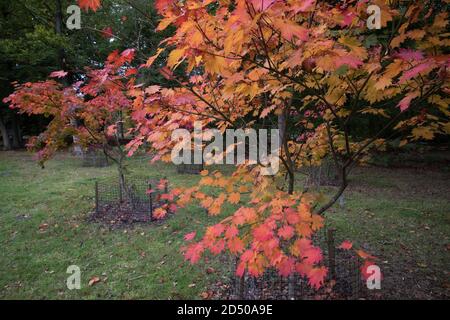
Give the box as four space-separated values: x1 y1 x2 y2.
417 263 427 268
200 291 212 299
39 223 49 231
88 276 101 286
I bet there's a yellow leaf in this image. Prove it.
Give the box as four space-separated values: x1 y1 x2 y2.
167 48 186 69
338 36 367 59
411 127 435 140
145 48 164 67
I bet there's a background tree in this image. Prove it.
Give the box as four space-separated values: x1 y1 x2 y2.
0 0 170 149
4 49 137 192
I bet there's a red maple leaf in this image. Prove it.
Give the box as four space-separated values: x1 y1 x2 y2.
101 26 114 39
253 224 273 242
307 266 328 289
302 247 323 264
277 257 295 277
225 225 239 239
78 0 101 12
277 225 295 240
183 243 204 264
227 237 245 254
338 240 353 250
184 231 196 241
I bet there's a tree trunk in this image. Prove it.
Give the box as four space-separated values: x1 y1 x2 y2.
278 107 295 194
54 0 68 82
0 115 12 150
11 113 22 148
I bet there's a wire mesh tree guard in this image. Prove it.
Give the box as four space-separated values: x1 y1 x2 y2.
92 176 169 226
211 228 367 300
81 147 110 167
303 158 341 188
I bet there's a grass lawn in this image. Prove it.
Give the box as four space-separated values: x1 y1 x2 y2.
0 151 449 299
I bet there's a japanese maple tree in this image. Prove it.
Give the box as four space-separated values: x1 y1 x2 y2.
4 0 449 291
128 0 449 288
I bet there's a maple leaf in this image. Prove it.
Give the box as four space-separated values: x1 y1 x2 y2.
397 92 419 112
88 276 101 286
208 202 222 216
228 237 245 254
250 0 275 11
291 238 312 257
210 239 225 255
277 225 295 240
296 222 313 238
183 243 204 264
167 48 186 69
399 62 433 84
184 232 196 241
160 66 174 80
236 261 246 277
411 126 435 140
209 223 225 237
277 257 295 277
225 225 239 239
292 0 315 13
101 26 114 39
144 48 164 68
338 240 353 250
153 207 167 219
311 214 324 231
295 262 312 277
253 224 273 242
307 266 328 289
302 247 323 264
338 36 368 59
356 249 376 260
121 49 135 62
285 207 300 224
78 0 101 12
49 70 68 78
274 19 309 42
228 192 241 204
335 55 363 69
396 49 424 62
155 0 173 14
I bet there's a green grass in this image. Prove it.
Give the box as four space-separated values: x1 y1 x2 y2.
0 151 449 299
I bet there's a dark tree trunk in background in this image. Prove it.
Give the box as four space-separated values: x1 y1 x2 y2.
55 0 67 78
0 114 12 150
11 113 22 148
55 0 63 35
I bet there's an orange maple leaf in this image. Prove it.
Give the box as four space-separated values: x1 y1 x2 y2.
227 237 245 254
153 207 167 219
228 192 241 204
